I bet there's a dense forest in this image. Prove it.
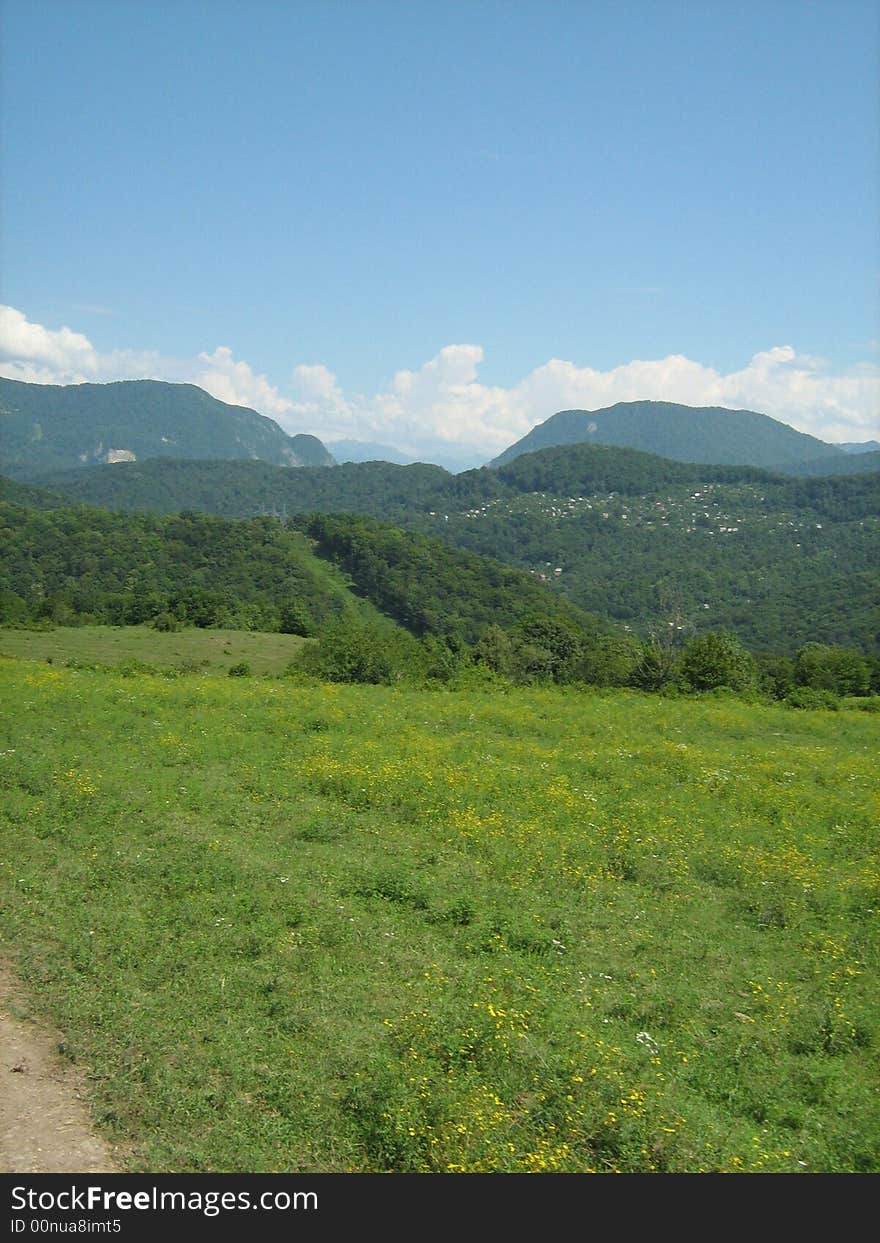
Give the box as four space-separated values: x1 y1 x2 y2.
20 442 879 655
22 458 453 519
1 491 877 701
421 479 879 653
293 512 606 645
0 501 364 634
0 498 614 667
780 449 880 476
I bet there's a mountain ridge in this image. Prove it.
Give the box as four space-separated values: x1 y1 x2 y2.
24 438 879 520
490 400 847 470
840 440 880 454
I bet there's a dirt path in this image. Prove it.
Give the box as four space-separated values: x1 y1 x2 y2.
0 965 120 1173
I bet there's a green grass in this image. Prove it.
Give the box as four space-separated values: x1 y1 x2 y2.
0 625 307 676
0 657 877 1172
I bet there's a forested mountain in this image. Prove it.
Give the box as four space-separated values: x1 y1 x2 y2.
490 401 848 470
494 442 776 494
0 475 65 509
0 378 334 477
8 438 879 656
0 498 608 654
421 475 879 654
24 443 786 519
0 502 365 634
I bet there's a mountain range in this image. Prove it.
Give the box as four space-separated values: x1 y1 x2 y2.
4 379 878 480
2 378 877 656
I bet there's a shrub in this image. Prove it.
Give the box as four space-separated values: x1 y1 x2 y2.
419 635 463 684
511 615 584 683
294 620 424 685
117 658 157 677
756 654 797 700
473 624 515 677
629 643 680 691
577 634 643 687
279 602 315 636
785 687 840 710
152 612 181 633
227 661 251 678
679 631 757 694
795 643 871 697
845 696 880 713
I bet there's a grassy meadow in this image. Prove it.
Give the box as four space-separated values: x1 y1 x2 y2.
0 653 877 1172
0 625 307 676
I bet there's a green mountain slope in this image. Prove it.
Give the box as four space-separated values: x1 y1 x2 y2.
23 443 781 524
11 438 879 655
0 475 67 509
0 377 334 477
490 401 847 470
0 497 605 652
423 475 880 654
495 441 777 495
0 502 370 634
294 511 608 645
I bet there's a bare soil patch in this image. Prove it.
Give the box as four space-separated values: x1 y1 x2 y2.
0 964 119 1173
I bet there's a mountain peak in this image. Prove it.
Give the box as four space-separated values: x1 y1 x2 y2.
0 377 335 477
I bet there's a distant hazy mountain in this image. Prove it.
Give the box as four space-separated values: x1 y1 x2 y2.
326 439 416 465
0 377 335 478
325 440 485 472
490 400 846 470
776 449 880 477
839 441 880 454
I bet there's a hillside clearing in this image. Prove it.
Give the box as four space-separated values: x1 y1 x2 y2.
0 626 308 676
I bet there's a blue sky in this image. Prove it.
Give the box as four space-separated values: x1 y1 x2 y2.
1 0 878 462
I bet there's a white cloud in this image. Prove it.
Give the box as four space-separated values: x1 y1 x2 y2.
0 305 98 379
0 306 169 386
291 363 352 419
196 346 293 417
375 345 520 446
1 304 877 455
